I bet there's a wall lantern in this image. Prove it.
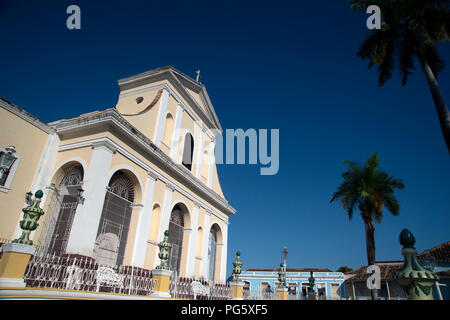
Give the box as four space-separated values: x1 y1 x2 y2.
0 145 16 182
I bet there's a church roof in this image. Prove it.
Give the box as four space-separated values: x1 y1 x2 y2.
117 65 223 133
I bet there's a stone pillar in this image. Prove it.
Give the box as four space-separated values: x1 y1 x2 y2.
65 141 115 256
393 229 439 300
151 230 173 298
154 184 174 267
207 143 215 188
0 244 35 287
230 281 245 300
185 202 200 277
170 103 184 161
153 89 170 147
220 221 229 282
195 129 206 179
230 251 244 300
131 171 158 267
201 210 211 279
276 287 288 300
0 191 44 287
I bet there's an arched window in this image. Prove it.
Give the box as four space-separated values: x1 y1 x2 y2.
47 165 84 256
168 204 185 274
94 171 134 266
182 133 194 171
208 226 218 281
162 113 174 147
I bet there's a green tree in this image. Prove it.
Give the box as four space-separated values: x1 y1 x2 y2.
351 0 450 155
337 266 353 273
330 153 404 300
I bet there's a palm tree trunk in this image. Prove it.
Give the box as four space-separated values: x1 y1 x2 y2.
417 51 450 156
364 217 378 300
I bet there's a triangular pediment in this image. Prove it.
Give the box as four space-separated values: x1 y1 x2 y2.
117 66 223 133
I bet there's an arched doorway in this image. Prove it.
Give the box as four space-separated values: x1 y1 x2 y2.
47 165 84 256
93 171 135 266
168 204 186 274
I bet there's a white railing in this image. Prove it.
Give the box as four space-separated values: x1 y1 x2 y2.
23 253 156 296
169 275 231 300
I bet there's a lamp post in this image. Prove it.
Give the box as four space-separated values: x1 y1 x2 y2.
280 247 288 288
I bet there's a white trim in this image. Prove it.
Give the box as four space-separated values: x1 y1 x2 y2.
170 103 184 160
153 89 170 147
107 165 145 203
118 82 218 140
0 98 55 134
57 136 234 220
49 157 88 183
64 144 114 257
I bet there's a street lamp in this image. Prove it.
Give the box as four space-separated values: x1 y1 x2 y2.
0 145 16 184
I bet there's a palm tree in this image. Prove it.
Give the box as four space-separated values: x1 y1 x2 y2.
330 153 404 300
350 0 450 155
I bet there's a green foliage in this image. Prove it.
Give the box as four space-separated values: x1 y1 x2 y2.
350 0 450 86
337 266 353 273
330 153 404 223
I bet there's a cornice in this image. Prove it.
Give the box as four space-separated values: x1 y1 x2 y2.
0 97 55 135
54 111 236 217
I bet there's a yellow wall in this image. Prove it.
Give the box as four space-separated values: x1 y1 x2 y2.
0 107 49 240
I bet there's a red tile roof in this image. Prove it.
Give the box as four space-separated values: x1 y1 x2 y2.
418 241 450 264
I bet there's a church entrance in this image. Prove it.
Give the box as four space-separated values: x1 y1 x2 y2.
93 171 134 267
168 204 184 274
44 165 83 257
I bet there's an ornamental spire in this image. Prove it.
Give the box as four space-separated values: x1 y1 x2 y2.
393 229 439 300
13 190 45 245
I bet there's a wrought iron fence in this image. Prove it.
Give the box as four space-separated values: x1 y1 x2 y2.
169 274 231 300
23 253 156 296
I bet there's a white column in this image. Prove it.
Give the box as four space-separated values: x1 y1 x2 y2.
13 133 60 241
195 129 206 179
131 171 158 267
153 89 170 147
170 103 183 161
220 221 229 282
185 202 200 277
65 141 116 256
201 210 211 279
207 145 215 188
154 184 174 267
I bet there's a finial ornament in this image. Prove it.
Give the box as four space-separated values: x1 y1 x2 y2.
278 262 287 288
231 251 243 282
13 190 45 245
308 271 316 292
156 230 172 270
394 229 439 300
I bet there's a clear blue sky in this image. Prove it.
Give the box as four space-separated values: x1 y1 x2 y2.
1 1 449 272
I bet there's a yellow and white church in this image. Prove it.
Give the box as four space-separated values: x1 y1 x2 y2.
0 66 236 283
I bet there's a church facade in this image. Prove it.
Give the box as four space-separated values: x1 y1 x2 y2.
0 66 236 282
